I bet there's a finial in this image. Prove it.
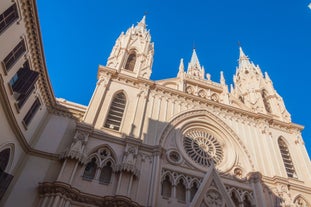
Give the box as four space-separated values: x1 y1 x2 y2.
179 58 185 72
206 73 211 81
220 71 225 85
264 72 271 81
177 58 185 78
238 45 249 64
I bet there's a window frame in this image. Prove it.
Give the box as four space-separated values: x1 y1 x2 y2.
22 98 41 128
104 92 127 131
0 3 19 35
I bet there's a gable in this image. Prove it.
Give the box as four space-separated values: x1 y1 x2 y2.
190 165 235 207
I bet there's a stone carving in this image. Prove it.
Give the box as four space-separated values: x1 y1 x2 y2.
276 184 293 207
116 145 140 177
38 182 142 207
161 168 201 188
205 189 223 207
60 130 88 162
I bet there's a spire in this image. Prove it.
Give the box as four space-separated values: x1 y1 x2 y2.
187 49 204 79
189 49 201 68
239 46 250 64
179 58 185 72
177 58 185 78
220 71 225 85
137 15 146 28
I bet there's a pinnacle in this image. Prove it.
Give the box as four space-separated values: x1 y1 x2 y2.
190 48 201 67
239 46 248 61
138 15 146 27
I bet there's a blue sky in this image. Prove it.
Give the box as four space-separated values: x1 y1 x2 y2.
37 0 311 156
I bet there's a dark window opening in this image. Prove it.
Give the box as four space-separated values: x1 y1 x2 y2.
99 161 113 184
3 39 26 72
0 148 13 200
10 61 38 108
23 98 41 127
124 53 136 71
83 158 97 180
0 4 18 34
161 175 172 198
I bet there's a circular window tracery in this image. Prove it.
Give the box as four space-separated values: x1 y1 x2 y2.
183 129 223 167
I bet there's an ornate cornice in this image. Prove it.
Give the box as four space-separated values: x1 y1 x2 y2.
38 182 142 207
262 175 311 194
21 0 84 120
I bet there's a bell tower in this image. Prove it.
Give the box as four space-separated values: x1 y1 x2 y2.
106 16 154 79
232 47 291 122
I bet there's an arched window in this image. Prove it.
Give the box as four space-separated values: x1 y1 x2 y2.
176 179 186 202
83 157 97 180
0 149 10 172
243 194 252 207
262 89 272 113
104 92 126 131
190 182 198 202
161 175 172 198
231 191 240 207
278 138 297 178
99 161 113 184
0 148 13 200
124 52 136 71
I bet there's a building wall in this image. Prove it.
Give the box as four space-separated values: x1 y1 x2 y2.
0 1 310 207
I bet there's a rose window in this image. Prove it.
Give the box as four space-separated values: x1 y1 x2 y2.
183 129 223 167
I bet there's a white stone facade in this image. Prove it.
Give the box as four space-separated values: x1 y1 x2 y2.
0 1 311 207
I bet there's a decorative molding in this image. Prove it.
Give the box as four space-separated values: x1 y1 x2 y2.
38 181 142 207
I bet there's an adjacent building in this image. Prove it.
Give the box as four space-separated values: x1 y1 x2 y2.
1 1 311 206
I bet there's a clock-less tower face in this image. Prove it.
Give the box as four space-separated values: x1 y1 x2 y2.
183 129 224 168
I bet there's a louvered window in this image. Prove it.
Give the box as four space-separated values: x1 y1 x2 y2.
278 139 297 178
0 4 18 35
104 92 126 131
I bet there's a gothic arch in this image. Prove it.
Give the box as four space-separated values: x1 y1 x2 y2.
175 175 187 186
87 144 118 164
277 136 297 178
159 109 255 172
230 189 241 206
242 192 254 207
0 143 14 173
124 49 137 71
262 89 272 113
104 91 127 131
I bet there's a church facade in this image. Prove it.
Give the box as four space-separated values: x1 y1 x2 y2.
1 1 311 206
